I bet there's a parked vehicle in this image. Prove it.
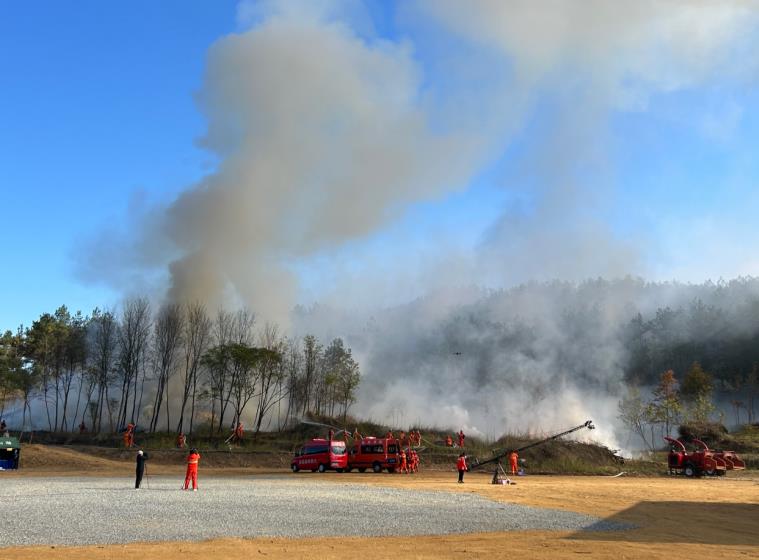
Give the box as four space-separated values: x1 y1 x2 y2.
0 436 20 470
347 436 400 473
291 437 348 473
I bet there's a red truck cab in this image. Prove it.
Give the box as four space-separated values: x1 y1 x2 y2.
291 438 348 473
347 436 400 473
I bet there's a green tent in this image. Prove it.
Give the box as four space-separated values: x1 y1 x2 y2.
0 437 20 470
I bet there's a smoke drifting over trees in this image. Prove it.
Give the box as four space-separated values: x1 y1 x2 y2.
60 2 759 446
294 277 759 448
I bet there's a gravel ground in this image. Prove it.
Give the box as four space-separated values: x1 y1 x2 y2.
0 476 630 546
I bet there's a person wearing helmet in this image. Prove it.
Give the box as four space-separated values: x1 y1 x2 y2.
184 448 201 491
135 449 149 489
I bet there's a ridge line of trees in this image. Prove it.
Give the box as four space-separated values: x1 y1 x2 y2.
0 301 361 435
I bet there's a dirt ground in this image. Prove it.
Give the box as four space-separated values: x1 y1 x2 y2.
1 445 757 559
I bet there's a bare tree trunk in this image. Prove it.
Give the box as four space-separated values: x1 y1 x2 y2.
148 304 183 433
177 303 210 434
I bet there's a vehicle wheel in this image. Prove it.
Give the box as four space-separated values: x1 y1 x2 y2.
684 463 696 477
705 467 716 476
318 464 327 473
358 467 366 473
291 464 299 473
387 467 395 474
372 463 382 473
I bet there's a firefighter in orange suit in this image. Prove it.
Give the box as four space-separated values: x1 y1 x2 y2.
509 451 519 475
176 432 186 449
399 450 408 474
184 448 201 491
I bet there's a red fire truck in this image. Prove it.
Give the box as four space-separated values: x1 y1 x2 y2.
346 436 400 473
291 437 348 473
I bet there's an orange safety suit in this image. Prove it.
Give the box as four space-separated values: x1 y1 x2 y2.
509 451 519 475
123 423 135 448
176 433 186 448
399 451 408 474
184 451 201 490
458 430 465 448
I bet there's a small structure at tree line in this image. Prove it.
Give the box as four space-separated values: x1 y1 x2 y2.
0 436 20 470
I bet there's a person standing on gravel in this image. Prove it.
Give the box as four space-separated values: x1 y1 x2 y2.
456 452 467 483
135 450 149 489
183 448 201 491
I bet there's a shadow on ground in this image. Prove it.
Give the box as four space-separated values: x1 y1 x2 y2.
570 501 759 546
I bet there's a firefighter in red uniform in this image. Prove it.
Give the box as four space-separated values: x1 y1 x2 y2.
79 420 87 434
399 430 407 447
399 450 408 474
445 434 453 447
457 452 467 483
184 448 201 491
509 451 519 475
234 422 244 443
176 432 186 449
458 430 465 448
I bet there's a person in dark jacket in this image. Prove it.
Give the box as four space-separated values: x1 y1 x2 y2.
135 449 149 489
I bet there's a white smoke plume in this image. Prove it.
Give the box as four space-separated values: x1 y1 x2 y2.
78 1 759 447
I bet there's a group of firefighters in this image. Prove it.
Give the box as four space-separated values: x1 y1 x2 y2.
121 422 243 450
445 430 466 448
126 420 522 489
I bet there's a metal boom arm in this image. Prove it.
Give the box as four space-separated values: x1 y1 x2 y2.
469 420 595 470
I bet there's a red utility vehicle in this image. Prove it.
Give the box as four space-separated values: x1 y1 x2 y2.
347 436 400 473
665 436 727 477
291 437 348 473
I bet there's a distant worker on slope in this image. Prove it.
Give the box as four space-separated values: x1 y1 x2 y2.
79 420 87 434
123 423 135 448
183 448 201 491
176 432 186 449
458 430 465 448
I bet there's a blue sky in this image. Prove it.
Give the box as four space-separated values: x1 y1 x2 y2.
2 1 759 328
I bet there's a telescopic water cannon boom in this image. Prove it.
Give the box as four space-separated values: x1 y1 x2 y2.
468 420 595 482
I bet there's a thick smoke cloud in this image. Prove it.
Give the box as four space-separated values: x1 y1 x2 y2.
79 1 759 446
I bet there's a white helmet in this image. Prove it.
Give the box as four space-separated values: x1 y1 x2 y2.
137 450 143 455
